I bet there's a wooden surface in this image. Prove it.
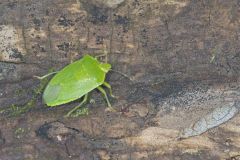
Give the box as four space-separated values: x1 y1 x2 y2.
0 0 240 159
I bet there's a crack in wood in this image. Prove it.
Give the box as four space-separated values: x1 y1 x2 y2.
19 1 29 59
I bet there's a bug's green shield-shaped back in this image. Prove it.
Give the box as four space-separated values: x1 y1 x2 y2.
43 55 111 106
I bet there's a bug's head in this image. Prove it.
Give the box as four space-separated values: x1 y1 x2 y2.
99 63 111 73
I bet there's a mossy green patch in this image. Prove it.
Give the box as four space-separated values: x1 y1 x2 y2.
69 107 89 117
15 89 25 96
5 99 36 117
1 69 54 117
14 127 25 139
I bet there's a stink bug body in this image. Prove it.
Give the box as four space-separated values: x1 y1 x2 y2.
39 55 114 117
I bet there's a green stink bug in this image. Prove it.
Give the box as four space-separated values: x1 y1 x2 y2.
37 54 115 117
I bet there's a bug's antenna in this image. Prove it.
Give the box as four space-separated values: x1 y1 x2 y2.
97 46 133 81
104 45 108 63
110 69 134 82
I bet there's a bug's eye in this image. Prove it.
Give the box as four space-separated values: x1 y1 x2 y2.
99 63 111 73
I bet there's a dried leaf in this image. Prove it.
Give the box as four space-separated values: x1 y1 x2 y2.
178 101 238 139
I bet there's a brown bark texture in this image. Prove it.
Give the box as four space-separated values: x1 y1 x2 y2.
0 0 239 159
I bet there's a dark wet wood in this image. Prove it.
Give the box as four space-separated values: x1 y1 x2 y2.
0 0 240 159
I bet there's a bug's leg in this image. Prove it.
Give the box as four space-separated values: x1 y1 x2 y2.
33 71 59 80
103 82 116 98
97 86 115 111
65 94 88 117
